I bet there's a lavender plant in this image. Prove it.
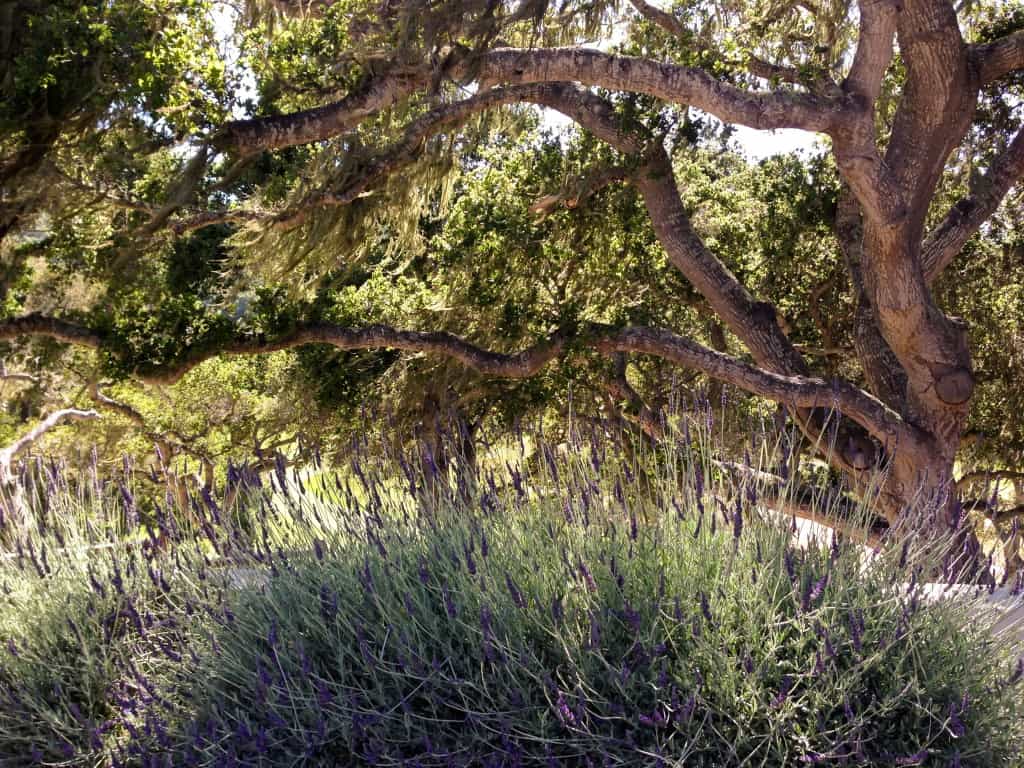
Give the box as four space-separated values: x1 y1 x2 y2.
1 420 1022 767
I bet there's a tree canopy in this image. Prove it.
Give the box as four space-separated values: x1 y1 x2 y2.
1 0 1023 538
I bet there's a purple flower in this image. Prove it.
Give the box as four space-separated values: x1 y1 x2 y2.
551 596 564 624
313 539 325 561
554 691 576 727
848 610 864 653
771 675 793 708
676 692 696 723
578 561 597 593
948 697 967 737
621 601 641 633
505 573 525 609
894 751 928 766
784 549 796 583
733 503 743 541
699 591 713 624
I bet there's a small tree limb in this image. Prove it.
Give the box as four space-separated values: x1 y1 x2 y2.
0 408 99 481
921 126 1024 284
971 29 1024 87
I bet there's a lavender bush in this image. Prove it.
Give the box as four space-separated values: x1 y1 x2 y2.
1 423 1022 766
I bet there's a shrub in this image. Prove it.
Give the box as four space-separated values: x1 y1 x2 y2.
1 427 1022 766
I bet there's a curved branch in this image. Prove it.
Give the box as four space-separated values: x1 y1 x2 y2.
626 0 685 38
0 361 39 385
212 47 844 159
605 353 665 440
0 313 103 347
213 70 432 155
177 84 569 233
957 469 1024 490
0 408 99 480
831 0 904 226
971 29 1024 87
716 459 888 546
473 47 844 133
0 313 920 453
88 384 214 465
922 126 1024 283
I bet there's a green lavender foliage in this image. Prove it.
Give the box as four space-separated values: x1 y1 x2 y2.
0 422 1022 766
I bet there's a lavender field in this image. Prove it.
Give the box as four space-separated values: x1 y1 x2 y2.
2 423 1022 767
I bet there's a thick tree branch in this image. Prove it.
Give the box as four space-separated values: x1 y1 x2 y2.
834 185 908 409
213 70 432 154
832 0 904 225
528 84 895 475
921 126 1024 283
474 47 844 133
0 313 103 348
0 313 920 451
213 47 845 159
844 0 898 105
179 84 569 233
971 29 1024 87
885 0 974 217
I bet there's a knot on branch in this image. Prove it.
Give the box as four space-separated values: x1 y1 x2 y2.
934 367 975 405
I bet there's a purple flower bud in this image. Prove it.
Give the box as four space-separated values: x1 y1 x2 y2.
621 601 641 633
676 692 696 723
554 691 576 727
699 591 713 624
313 539 325 561
894 751 928 766
813 651 825 675
771 675 793 708
504 573 525 609
733 504 743 541
578 561 597 593
849 610 864 653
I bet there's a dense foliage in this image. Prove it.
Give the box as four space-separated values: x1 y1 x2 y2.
1 422 1022 766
